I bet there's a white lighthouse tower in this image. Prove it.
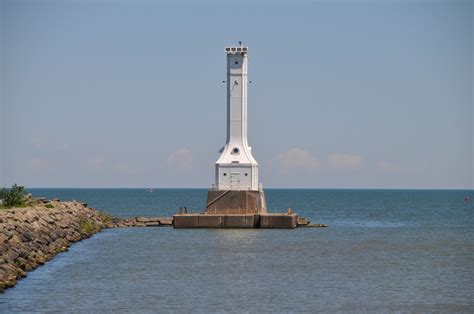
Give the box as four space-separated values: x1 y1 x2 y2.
214 44 259 191
204 43 266 215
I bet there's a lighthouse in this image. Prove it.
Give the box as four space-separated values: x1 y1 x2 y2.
214 44 259 191
205 43 267 214
173 43 301 228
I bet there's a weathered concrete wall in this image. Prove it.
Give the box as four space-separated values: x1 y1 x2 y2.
205 190 267 214
173 214 199 228
174 213 326 229
223 214 257 228
0 201 109 292
260 213 298 228
174 213 302 228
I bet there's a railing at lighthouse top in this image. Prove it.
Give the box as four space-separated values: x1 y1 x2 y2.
210 183 263 192
224 46 248 54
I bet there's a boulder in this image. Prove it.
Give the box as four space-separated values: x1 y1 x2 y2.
24 212 39 223
19 229 34 242
8 233 22 246
306 223 328 228
144 221 161 227
59 219 71 229
40 215 55 224
297 217 310 226
7 247 20 262
159 218 173 226
146 217 161 222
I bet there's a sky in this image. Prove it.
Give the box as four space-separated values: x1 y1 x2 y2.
0 0 472 189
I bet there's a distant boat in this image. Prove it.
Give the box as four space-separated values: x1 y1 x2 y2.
146 188 154 193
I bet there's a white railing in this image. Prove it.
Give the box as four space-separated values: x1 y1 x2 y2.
210 184 262 192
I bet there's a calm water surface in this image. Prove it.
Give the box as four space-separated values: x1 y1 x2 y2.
1 189 473 312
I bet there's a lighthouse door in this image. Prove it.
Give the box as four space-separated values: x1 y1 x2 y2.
230 172 240 189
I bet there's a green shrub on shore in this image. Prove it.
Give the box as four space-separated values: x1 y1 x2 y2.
98 211 113 224
45 204 54 209
78 216 100 235
0 184 30 208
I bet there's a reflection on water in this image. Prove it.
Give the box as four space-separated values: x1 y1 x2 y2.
1 189 473 312
216 229 261 245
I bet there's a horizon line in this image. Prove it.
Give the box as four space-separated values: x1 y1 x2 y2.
17 187 474 191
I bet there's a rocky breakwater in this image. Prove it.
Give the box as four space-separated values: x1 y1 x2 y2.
107 217 173 228
297 217 328 228
0 200 110 292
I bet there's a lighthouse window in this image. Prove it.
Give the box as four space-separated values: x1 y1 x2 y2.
223 173 227 176
235 61 238 65
232 147 239 154
245 173 248 176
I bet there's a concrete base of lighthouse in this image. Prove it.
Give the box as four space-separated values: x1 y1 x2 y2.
173 213 299 229
205 190 267 215
173 189 299 228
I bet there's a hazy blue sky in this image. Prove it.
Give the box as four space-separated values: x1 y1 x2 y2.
1 0 472 189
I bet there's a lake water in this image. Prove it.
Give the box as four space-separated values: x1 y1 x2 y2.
1 189 473 312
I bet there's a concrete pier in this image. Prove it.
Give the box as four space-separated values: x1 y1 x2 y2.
173 213 299 229
173 190 301 228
